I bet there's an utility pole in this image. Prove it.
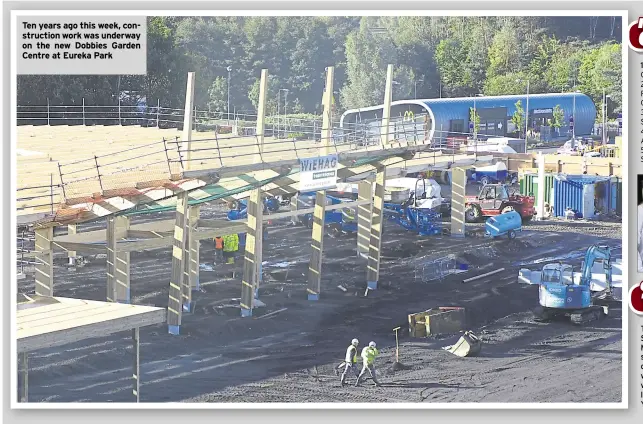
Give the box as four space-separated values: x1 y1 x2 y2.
227 66 232 125
525 80 530 153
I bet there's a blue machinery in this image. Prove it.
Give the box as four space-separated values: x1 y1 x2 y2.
302 178 444 236
227 197 281 220
228 179 445 237
534 244 614 325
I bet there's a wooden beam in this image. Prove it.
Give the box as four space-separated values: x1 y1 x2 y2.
321 66 334 156
357 181 372 256
255 69 268 163
241 189 262 317
263 199 371 221
117 237 171 253
19 352 28 403
107 216 131 303
126 230 167 239
451 167 467 238
381 64 393 146
188 206 200 293
182 72 196 170
34 227 54 297
52 241 107 255
366 168 386 289
132 327 140 403
167 191 189 335
18 308 165 353
307 191 326 301
67 224 78 263
54 229 107 244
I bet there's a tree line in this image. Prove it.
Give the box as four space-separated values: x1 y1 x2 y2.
17 16 623 122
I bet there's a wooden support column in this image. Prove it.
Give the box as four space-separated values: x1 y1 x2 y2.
107 216 131 303
168 192 189 335
19 352 28 403
380 64 394 146
132 327 140 403
182 72 196 170
357 180 372 257
34 227 54 297
67 224 77 265
188 205 200 293
241 189 263 317
307 191 326 301
321 66 334 156
450 167 466 238
366 168 386 290
255 69 268 163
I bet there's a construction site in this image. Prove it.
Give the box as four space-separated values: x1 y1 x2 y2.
15 65 624 404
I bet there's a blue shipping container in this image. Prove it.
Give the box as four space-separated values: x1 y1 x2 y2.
553 175 611 218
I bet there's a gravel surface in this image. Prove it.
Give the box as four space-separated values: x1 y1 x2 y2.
17 208 623 404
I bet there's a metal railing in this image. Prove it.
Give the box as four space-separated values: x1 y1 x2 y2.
17 116 447 215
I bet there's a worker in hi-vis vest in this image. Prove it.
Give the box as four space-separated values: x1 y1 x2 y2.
214 236 224 263
222 233 239 264
355 341 381 387
340 338 360 386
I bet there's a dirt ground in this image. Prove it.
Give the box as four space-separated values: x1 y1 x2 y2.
17 205 623 404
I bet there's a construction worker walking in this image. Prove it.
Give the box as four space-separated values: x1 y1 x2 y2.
340 338 360 386
355 341 381 387
214 236 224 264
222 233 239 264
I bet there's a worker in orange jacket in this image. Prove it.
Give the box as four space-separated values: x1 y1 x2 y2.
214 236 224 264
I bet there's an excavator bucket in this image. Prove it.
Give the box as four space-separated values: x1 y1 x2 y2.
445 331 482 358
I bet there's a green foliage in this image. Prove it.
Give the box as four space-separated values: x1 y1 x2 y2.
511 100 525 137
16 16 622 120
469 108 480 134
552 105 564 129
208 77 228 113
483 72 530 96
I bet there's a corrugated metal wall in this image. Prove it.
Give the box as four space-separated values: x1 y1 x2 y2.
595 177 622 216
520 174 554 206
522 174 621 218
553 179 587 217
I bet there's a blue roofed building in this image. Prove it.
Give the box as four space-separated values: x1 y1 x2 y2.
338 93 596 146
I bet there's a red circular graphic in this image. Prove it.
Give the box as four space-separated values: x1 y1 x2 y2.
629 18 643 52
629 282 643 315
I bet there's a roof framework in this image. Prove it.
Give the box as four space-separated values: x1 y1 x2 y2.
17 295 165 403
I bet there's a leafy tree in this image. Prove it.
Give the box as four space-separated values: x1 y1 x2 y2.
208 77 228 113
552 105 564 129
511 100 526 137
487 22 522 78
16 16 623 122
435 39 473 97
469 108 480 135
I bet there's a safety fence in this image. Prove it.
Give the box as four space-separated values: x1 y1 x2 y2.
17 103 259 128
